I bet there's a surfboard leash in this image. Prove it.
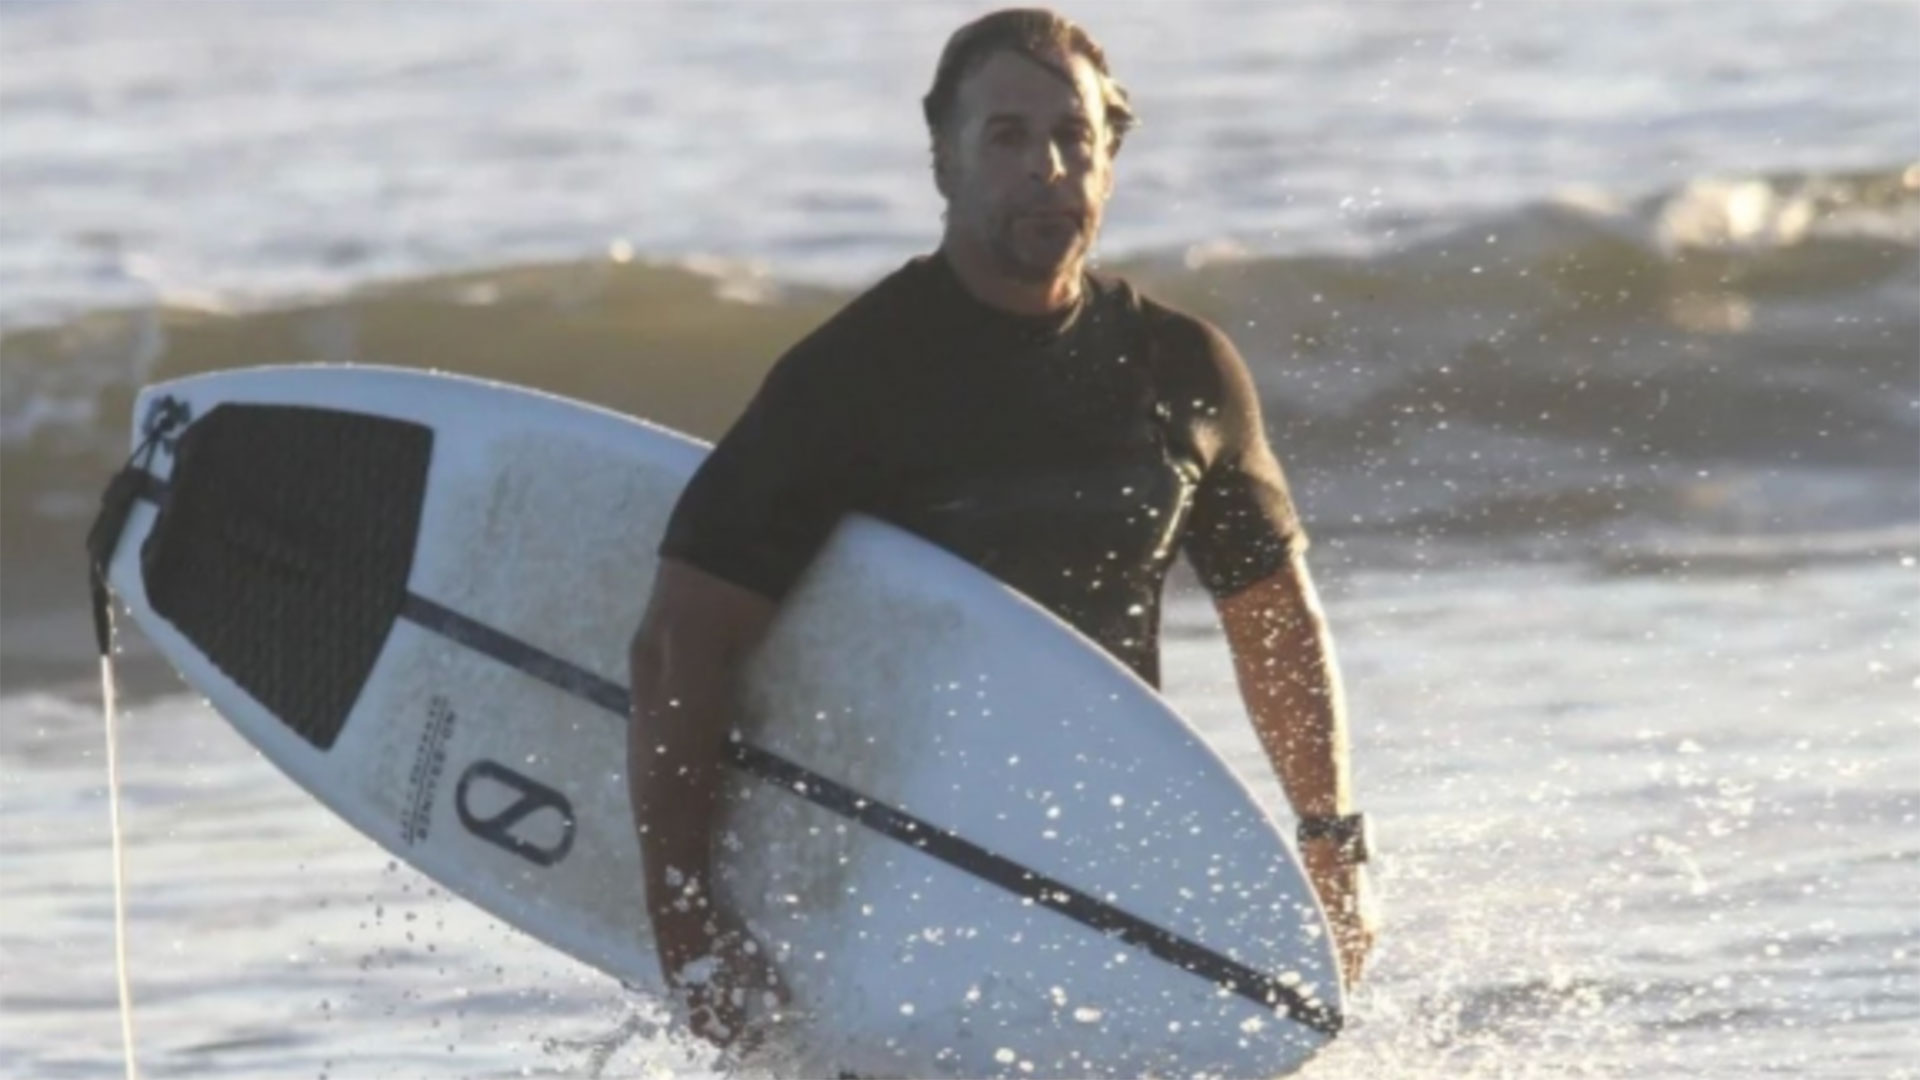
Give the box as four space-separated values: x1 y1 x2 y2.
98 654 139 1080
85 392 190 1080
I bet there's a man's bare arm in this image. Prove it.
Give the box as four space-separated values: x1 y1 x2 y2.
1212 549 1376 987
627 558 781 1043
1214 550 1350 818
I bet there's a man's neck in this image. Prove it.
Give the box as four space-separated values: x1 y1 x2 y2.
938 237 1083 317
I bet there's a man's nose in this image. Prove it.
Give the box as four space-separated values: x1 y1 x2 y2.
1027 138 1066 184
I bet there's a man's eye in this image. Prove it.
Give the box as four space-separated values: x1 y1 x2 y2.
991 127 1024 146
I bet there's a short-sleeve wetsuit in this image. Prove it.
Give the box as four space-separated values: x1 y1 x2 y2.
659 252 1305 688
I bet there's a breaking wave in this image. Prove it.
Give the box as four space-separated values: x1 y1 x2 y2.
4 164 1915 626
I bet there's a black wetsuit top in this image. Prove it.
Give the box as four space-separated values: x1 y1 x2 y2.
659 253 1304 687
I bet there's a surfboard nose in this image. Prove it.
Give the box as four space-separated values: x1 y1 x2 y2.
136 401 435 750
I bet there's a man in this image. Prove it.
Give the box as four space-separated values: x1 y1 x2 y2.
628 8 1376 1050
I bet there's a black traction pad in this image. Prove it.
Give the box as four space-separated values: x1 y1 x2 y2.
141 403 433 750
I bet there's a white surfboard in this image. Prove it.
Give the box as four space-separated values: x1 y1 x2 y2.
96 365 1343 1078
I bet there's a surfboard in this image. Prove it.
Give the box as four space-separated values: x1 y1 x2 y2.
95 364 1344 1078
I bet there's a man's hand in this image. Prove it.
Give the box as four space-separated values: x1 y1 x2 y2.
1301 841 1377 990
654 893 789 1051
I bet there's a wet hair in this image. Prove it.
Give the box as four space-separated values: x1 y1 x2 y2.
921 8 1137 157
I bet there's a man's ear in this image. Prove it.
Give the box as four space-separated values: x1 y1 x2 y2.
931 138 955 201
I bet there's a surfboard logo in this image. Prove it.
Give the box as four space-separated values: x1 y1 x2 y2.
454 760 577 867
400 695 457 846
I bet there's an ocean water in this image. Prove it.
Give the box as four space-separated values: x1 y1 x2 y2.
2 1 1916 1077
6 566 1915 1079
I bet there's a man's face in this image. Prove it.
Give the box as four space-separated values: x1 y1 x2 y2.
937 47 1116 283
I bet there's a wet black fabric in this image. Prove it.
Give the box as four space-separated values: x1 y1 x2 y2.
659 253 1303 686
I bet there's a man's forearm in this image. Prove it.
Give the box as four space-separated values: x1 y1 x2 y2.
625 562 780 1000
628 638 735 927
1215 555 1352 819
1218 554 1378 986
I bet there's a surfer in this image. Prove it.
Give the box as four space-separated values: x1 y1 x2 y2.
628 7 1376 1050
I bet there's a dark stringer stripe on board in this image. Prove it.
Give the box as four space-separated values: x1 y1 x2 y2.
397 595 1343 1037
